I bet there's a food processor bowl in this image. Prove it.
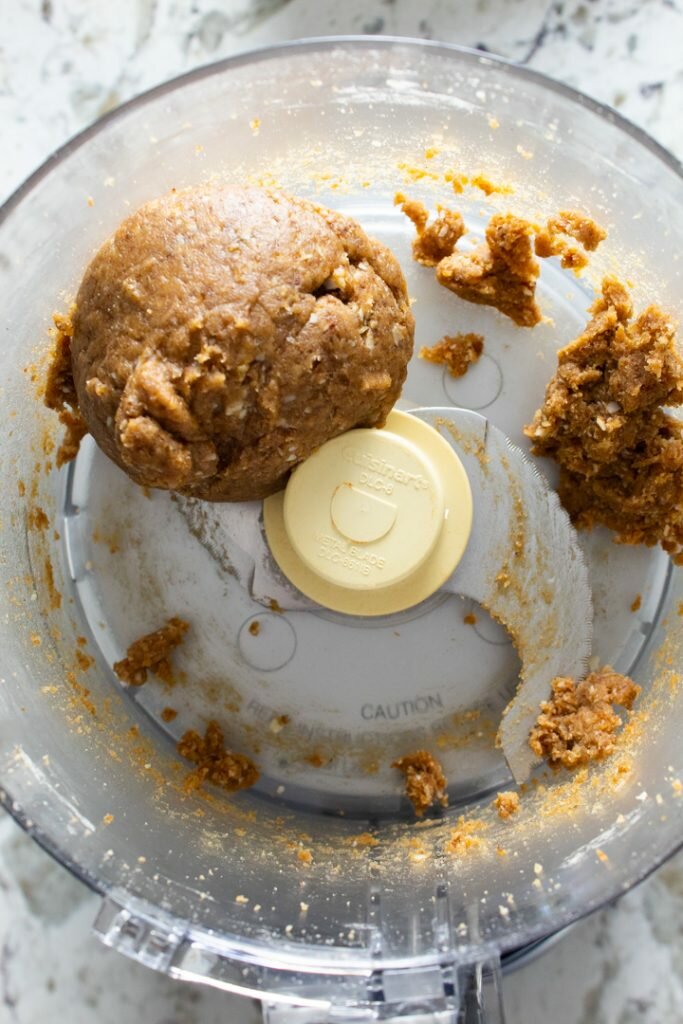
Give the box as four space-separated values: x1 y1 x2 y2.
1 38 682 1023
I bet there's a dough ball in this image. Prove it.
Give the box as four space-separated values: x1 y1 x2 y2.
71 185 414 501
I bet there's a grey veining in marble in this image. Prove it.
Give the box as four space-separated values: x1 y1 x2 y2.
1 2 683 1023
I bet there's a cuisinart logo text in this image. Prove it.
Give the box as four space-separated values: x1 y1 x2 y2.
342 446 429 491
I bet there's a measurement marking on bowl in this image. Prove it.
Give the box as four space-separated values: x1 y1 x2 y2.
238 614 297 672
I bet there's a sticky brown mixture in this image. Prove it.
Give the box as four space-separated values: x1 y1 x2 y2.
393 750 448 817
113 617 189 686
65 185 413 502
44 310 88 467
437 214 541 327
535 210 606 270
529 667 640 770
420 333 484 378
178 719 259 793
395 193 465 266
525 276 683 562
493 791 520 819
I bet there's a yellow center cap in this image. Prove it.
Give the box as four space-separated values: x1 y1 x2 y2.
263 410 473 616
284 429 443 590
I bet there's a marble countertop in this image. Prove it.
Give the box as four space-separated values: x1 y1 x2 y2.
1 1 683 1022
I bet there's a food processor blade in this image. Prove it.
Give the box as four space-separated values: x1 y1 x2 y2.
175 407 592 783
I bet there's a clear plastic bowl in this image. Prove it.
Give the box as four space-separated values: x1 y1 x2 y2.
1 37 682 1023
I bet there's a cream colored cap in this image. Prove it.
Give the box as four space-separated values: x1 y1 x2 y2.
263 410 473 616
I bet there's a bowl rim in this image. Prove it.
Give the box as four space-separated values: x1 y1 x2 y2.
1 33 681 225
1 33 682 979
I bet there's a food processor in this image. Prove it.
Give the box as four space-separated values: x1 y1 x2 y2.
1 38 682 1024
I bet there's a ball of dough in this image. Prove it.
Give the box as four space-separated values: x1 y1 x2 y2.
71 185 414 501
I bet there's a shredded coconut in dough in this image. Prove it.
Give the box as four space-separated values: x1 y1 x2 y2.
393 749 449 816
526 276 683 562
420 332 484 378
529 667 640 770
437 213 541 327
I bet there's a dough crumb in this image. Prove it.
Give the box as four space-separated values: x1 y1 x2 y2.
437 213 541 327
469 173 513 196
493 791 520 819
529 666 640 770
535 209 606 270
392 749 448 817
113 617 189 686
345 831 379 847
445 815 487 856
395 192 465 266
304 751 328 768
525 276 683 562
268 714 290 734
44 310 88 467
161 707 178 723
420 333 484 378
630 594 642 613
28 506 49 531
463 612 478 625
248 620 261 637
178 719 259 793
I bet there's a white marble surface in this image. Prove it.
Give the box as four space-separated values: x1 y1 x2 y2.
1 1 683 1022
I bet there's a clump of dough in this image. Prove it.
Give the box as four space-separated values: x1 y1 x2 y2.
393 749 448 817
535 210 606 270
420 332 484 378
394 192 465 266
64 185 414 500
529 667 640 770
113 617 189 686
493 791 520 819
398 199 605 327
178 719 259 793
44 311 88 467
437 214 541 327
525 276 683 562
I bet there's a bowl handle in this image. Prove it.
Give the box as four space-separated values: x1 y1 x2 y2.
262 955 506 1024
